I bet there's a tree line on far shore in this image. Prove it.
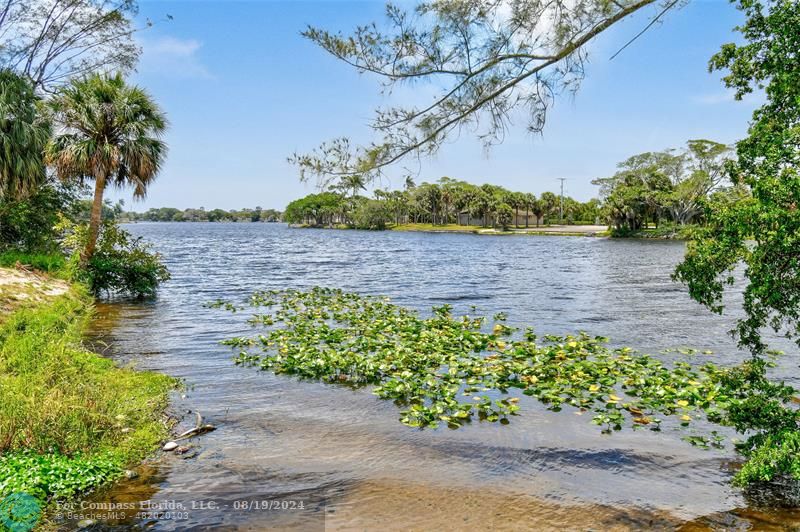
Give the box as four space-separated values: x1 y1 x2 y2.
282 138 745 233
284 177 602 230
112 137 742 234
119 206 283 223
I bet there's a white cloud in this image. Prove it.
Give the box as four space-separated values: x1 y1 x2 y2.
691 89 765 106
138 36 213 80
148 36 202 57
691 91 735 105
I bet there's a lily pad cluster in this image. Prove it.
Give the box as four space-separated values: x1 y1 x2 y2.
217 287 754 435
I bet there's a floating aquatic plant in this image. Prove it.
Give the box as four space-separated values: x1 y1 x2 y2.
213 288 800 486
216 287 766 434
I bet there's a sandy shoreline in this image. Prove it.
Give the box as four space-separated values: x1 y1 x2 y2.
0 266 70 315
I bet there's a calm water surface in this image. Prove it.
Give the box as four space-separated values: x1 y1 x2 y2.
78 223 799 531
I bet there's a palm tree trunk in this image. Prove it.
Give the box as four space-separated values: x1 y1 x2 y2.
83 172 107 263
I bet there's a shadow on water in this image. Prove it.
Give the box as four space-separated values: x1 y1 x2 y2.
73 223 799 530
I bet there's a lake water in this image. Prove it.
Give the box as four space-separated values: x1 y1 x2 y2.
80 222 799 530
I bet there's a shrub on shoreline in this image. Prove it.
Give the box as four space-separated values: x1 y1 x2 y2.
57 216 170 298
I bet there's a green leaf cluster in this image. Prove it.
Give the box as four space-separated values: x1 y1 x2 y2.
56 216 170 298
0 451 121 503
675 0 800 355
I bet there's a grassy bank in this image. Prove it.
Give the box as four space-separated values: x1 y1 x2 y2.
0 279 176 508
290 222 610 236
391 223 610 236
610 224 696 240
390 223 484 233
0 251 66 274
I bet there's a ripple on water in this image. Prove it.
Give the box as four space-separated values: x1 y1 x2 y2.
80 223 797 530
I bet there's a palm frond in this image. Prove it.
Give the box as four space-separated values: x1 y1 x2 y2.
46 72 168 195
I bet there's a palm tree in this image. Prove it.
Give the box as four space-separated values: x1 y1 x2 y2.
336 174 367 198
470 190 491 228
414 183 442 224
531 198 545 227
0 70 51 201
439 177 457 224
479 184 503 228
453 182 476 225
45 73 167 261
508 191 526 228
523 193 536 228
540 192 559 225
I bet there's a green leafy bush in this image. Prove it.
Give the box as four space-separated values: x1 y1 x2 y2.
57 216 170 298
609 226 635 237
352 199 391 230
735 430 800 486
704 358 800 486
0 181 82 253
611 223 696 239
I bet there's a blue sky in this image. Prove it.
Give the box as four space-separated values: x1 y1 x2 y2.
111 0 761 210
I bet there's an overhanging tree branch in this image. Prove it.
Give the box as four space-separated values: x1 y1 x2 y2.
290 0 679 188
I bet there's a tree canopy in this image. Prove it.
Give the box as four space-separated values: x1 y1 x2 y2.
594 140 734 232
674 0 800 355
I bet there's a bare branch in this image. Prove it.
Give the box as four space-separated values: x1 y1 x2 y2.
0 0 142 92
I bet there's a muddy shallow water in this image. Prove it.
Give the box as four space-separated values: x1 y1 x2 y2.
75 222 799 530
